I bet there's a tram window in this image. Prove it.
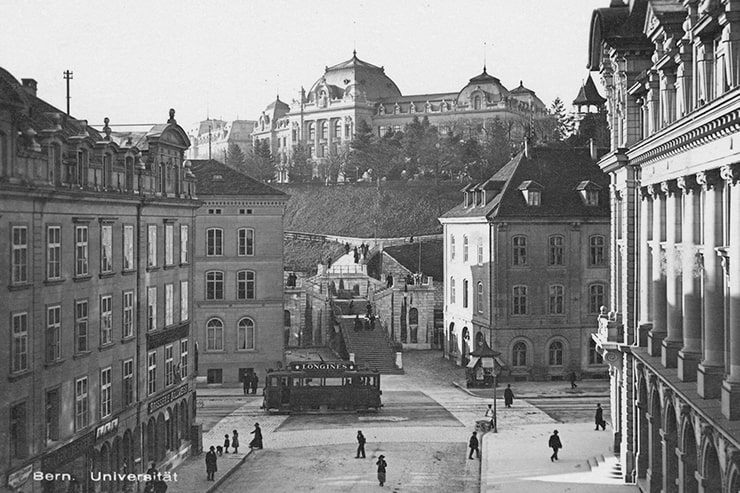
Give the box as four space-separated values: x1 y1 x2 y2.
323 377 343 386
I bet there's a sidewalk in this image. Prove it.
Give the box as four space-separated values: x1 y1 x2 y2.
453 379 610 399
169 447 252 493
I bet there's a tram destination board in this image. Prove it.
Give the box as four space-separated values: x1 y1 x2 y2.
288 361 356 372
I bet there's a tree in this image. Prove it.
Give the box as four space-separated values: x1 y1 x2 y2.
244 140 275 183
225 143 246 169
288 143 312 183
319 146 347 185
550 97 575 142
567 112 610 148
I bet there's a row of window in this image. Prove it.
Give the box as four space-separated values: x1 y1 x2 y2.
448 279 606 315
448 234 607 267
305 119 351 142
10 281 189 374
205 271 256 300
9 340 189 459
205 227 255 257
507 339 604 367
205 317 257 351
10 222 189 285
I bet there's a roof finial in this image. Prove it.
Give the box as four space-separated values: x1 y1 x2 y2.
483 41 488 73
353 48 357 58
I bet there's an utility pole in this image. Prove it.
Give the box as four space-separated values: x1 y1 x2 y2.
63 70 73 116
208 122 212 161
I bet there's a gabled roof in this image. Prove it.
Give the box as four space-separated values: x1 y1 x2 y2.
189 159 287 197
440 147 610 221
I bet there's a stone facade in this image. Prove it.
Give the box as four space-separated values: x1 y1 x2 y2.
252 52 550 182
588 1 740 490
186 119 255 162
0 67 199 492
439 145 611 380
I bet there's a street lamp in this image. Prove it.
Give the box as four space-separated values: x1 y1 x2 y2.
470 339 501 433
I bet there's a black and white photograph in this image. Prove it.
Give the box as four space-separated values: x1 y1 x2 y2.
2 0 740 492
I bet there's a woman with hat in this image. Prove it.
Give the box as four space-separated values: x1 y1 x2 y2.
249 423 263 449
376 454 387 486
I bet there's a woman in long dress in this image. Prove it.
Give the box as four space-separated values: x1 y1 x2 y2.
249 423 263 449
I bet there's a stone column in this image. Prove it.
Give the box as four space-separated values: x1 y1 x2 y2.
638 187 653 347
647 70 661 135
722 164 740 420
659 69 677 127
648 184 667 357
675 38 693 117
678 176 702 381
697 170 724 399
662 180 682 368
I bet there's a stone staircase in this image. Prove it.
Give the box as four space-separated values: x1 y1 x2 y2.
586 454 625 484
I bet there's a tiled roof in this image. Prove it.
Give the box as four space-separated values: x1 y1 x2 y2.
189 159 287 197
383 239 443 280
440 147 610 220
573 75 606 106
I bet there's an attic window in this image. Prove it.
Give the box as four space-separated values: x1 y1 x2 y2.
576 181 602 206
212 174 223 181
517 180 544 206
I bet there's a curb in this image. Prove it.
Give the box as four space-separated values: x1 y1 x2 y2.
451 380 609 400
205 449 252 493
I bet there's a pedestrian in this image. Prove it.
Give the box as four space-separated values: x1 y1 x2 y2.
484 404 494 428
223 434 230 453
242 373 249 396
232 430 240 453
548 429 563 461
376 455 387 486
345 242 350 254
366 301 372 317
249 423 263 449
595 403 606 431
468 431 480 459
327 256 332 268
504 384 514 408
569 371 578 389
145 462 158 491
356 430 366 458
205 445 218 480
251 373 259 394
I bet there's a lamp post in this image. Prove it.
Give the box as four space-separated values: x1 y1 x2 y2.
492 360 500 433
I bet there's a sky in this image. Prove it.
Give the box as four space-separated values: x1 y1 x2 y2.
1 0 607 132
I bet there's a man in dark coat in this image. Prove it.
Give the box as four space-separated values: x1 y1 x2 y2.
376 455 387 486
356 430 366 458
548 430 563 461
468 431 480 459
569 371 578 389
504 384 514 408
205 446 218 480
595 403 606 430
251 373 259 394
242 373 250 396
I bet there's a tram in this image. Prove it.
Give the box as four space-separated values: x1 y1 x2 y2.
263 361 382 413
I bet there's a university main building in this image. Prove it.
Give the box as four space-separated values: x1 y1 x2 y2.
251 52 550 182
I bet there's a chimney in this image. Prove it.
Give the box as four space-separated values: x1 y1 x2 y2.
21 79 37 97
589 138 598 161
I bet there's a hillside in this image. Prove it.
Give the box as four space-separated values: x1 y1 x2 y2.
277 180 464 237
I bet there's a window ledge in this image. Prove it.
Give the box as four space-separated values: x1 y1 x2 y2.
179 262 189 267
98 343 115 352
73 275 92 283
99 272 115 279
121 269 136 276
120 336 135 345
73 351 92 360
146 266 160 272
8 283 31 291
44 359 65 369
7 370 32 382
163 264 176 270
44 278 66 286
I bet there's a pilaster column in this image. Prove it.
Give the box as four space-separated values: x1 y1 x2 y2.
678 176 702 381
662 180 683 368
648 184 667 357
659 69 677 127
696 170 724 399
721 164 740 420
647 70 661 135
639 188 654 347
694 37 714 106
675 38 693 117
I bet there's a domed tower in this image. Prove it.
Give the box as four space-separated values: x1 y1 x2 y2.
456 66 511 111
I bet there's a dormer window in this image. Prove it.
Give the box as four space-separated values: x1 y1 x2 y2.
576 181 602 206
212 174 223 181
518 180 544 206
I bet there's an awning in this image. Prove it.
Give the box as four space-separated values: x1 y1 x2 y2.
466 356 480 368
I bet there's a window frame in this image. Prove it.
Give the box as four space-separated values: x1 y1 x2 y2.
236 270 256 300
165 344 174 387
123 358 134 406
100 223 113 273
100 294 113 346
206 228 223 257
237 228 255 256
75 299 89 353
12 225 28 284
206 271 225 300
100 367 112 418
147 286 157 331
512 235 527 266
165 283 174 326
123 224 135 271
449 277 456 304
512 341 527 367
75 376 89 431
462 236 469 263
11 312 29 373
589 235 606 266
147 351 157 395
476 282 484 313
122 290 134 339
180 340 188 379
462 279 469 308
147 224 157 268
46 305 62 363
164 223 174 266
180 280 189 321
180 224 189 264
46 225 62 280
589 283 606 314
548 341 564 366
206 318 224 351
548 284 565 315
548 235 564 266
512 285 527 315
237 318 256 350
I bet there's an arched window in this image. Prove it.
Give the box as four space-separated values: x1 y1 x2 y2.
450 277 456 304
477 282 484 313
205 271 224 300
473 95 482 110
463 236 469 262
512 342 527 367
589 284 606 313
333 120 342 139
206 319 223 351
462 279 469 308
237 270 256 300
589 235 606 265
409 308 418 325
307 122 315 141
512 285 527 315
450 235 456 260
237 318 255 350
512 236 527 265
548 341 564 366
549 235 564 265
548 284 564 314
320 121 328 140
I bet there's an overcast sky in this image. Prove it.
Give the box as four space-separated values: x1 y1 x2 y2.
1 0 607 131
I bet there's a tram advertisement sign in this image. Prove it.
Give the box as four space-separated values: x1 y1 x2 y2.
289 362 355 372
